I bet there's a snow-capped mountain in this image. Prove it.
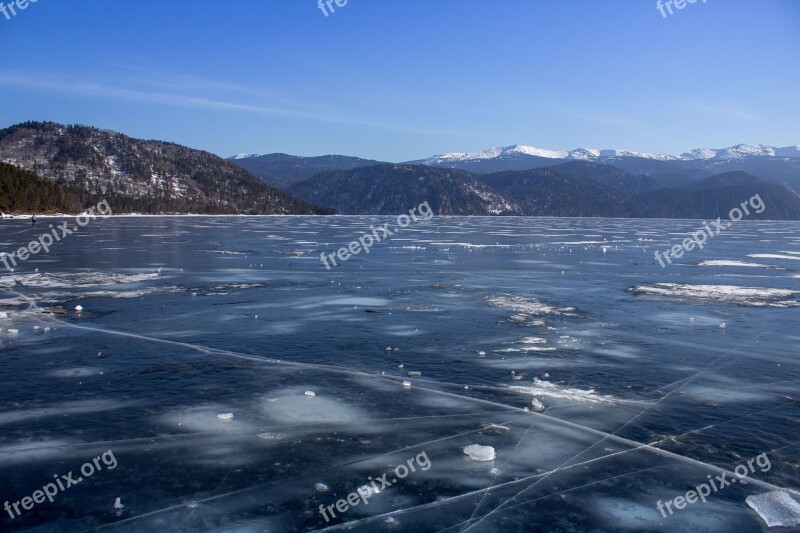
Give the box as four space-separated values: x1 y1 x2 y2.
419 143 800 167
681 144 800 160
413 143 800 190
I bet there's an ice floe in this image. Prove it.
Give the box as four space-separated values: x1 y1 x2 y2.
629 283 799 308
746 490 800 527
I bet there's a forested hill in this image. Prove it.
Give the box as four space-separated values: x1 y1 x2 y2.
0 122 335 215
0 162 82 215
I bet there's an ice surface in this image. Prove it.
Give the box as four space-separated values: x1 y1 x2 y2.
746 490 800 527
2 217 799 531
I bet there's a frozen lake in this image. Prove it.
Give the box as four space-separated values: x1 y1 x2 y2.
1 216 799 531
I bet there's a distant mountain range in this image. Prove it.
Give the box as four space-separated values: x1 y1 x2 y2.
0 122 335 215
230 142 800 193
415 143 800 164
282 161 800 219
1 121 798 218
408 143 800 191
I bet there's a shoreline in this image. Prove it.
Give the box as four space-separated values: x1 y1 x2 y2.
2 213 800 222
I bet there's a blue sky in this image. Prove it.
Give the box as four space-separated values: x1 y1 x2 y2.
0 0 798 161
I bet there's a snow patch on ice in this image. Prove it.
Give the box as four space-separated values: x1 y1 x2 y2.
698 260 772 268
629 283 799 308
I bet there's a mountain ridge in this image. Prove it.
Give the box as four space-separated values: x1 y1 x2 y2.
0 122 336 215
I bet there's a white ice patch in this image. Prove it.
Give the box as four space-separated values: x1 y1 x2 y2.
496 336 555 353
463 444 496 461
0 399 133 425
630 283 799 308
261 389 366 424
698 260 772 268
746 490 800 528
0 439 76 466
0 272 159 289
511 379 613 404
748 254 800 261
161 405 255 433
486 294 577 317
47 367 103 378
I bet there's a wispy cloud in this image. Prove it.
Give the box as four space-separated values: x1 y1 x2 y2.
0 71 487 139
695 103 753 121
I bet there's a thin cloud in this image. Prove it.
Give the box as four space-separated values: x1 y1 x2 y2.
695 103 753 121
0 72 486 139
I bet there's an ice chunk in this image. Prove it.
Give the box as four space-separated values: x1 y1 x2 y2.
75 305 83 312
719 322 727 329
114 497 124 510
407 371 422 377
402 380 412 389
531 398 545 412
314 483 329 493
358 484 380 497
746 490 800 527
463 444 496 461
304 390 316 397
482 424 510 435
217 413 233 421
